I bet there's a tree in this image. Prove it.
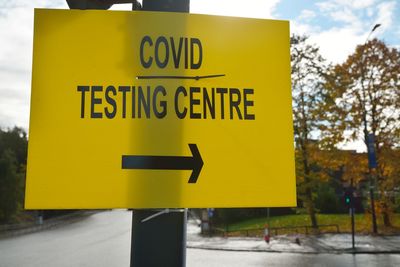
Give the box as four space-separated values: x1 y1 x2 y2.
315 181 342 214
325 39 400 227
291 35 328 228
0 149 20 222
0 127 27 167
0 127 28 223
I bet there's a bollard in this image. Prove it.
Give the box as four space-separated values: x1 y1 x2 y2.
264 224 270 243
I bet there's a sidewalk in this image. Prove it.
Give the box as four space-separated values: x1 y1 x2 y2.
186 220 400 254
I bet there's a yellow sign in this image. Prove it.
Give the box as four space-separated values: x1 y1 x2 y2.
25 9 296 209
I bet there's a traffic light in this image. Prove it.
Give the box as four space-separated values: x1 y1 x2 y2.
343 189 353 207
345 193 351 205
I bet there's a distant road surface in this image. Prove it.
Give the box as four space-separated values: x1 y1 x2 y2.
1 210 400 267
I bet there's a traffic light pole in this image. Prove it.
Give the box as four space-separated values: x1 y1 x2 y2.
350 178 355 250
351 206 355 250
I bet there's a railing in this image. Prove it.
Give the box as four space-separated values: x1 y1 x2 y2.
211 224 340 237
0 211 95 238
269 224 340 236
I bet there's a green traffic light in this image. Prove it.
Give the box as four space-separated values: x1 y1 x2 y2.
345 197 350 204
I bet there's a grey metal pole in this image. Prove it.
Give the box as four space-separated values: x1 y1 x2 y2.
182 209 188 266
142 0 189 12
130 209 187 267
350 178 355 250
351 207 355 249
130 1 190 267
369 185 377 233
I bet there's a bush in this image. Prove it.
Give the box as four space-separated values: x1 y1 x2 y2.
315 183 342 214
212 208 294 225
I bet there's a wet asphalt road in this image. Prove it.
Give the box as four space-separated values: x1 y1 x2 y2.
1 210 399 267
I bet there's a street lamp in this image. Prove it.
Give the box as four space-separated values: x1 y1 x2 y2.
360 23 381 234
368 24 381 40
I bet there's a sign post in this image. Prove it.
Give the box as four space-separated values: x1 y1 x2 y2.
131 2 189 267
367 133 378 234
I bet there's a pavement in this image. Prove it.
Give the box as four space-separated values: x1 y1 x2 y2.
186 220 400 254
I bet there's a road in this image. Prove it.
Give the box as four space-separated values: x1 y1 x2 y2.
1 210 400 267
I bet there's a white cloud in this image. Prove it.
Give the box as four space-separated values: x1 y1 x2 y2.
316 1 336 12
330 8 358 24
292 0 400 64
190 0 280 19
0 7 34 129
0 89 30 129
367 7 374 17
374 1 396 33
298 9 316 21
316 1 366 30
290 20 319 36
317 0 376 11
309 27 364 63
293 3 364 63
349 0 377 9
0 0 67 129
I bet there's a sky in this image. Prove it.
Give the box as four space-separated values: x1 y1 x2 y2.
0 0 399 150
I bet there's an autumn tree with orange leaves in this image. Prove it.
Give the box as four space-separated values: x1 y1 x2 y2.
324 39 400 227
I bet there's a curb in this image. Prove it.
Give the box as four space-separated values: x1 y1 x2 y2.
186 244 400 254
186 233 400 255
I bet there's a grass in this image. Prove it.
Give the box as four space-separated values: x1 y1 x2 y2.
224 213 400 235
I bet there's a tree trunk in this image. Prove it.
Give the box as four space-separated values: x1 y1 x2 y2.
382 203 392 227
306 189 318 229
301 146 318 229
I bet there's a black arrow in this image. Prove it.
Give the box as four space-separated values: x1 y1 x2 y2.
121 144 203 184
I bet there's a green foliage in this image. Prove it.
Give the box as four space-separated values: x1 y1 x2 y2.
0 127 28 223
0 127 28 167
0 150 19 222
213 208 268 225
212 208 294 225
315 183 342 214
